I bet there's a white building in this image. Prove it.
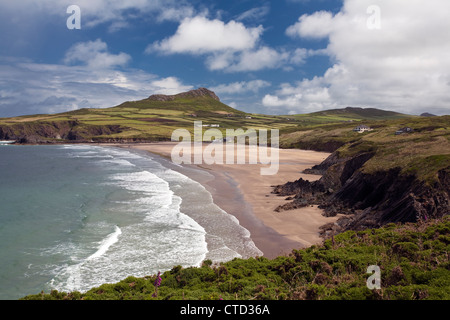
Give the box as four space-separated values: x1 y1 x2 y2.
353 125 373 133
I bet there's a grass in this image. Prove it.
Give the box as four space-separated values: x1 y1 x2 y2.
21 217 450 300
280 115 450 183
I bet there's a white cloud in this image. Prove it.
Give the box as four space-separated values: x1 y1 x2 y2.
0 40 193 117
269 0 450 115
227 47 290 72
0 0 195 30
289 48 310 65
156 6 196 23
228 102 238 109
150 16 263 54
212 80 271 94
263 77 336 113
150 77 193 95
235 6 270 22
148 15 295 72
64 39 131 69
286 11 335 39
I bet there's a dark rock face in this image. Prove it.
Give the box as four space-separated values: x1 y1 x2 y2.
272 150 450 236
0 121 123 144
148 88 220 102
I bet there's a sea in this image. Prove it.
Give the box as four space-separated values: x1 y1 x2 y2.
0 144 262 300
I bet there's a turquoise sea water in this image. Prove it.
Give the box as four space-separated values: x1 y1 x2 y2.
0 145 261 299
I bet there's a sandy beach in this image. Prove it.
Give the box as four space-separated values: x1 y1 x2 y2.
118 142 340 259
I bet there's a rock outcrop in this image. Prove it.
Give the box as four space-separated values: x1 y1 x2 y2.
0 121 123 144
272 150 450 237
147 88 220 102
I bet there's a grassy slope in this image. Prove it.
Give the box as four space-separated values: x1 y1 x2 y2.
22 217 450 300
280 115 450 183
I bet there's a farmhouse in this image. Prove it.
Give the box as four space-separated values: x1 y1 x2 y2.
353 125 373 133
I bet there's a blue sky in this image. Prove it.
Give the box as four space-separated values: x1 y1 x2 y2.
0 0 449 117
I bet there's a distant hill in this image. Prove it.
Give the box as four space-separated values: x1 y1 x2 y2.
279 106 412 127
111 87 245 118
420 112 437 117
147 87 220 102
309 106 409 120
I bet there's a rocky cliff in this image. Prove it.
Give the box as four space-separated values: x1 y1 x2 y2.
147 87 220 102
0 121 123 144
273 150 450 237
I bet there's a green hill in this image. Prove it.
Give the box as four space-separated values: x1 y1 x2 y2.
279 115 450 182
279 106 411 127
310 106 408 120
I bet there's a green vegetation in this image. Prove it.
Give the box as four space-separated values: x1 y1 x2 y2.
283 106 409 125
280 115 450 183
22 217 450 300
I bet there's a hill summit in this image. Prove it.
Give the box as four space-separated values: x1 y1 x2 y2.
147 88 220 102
306 106 408 120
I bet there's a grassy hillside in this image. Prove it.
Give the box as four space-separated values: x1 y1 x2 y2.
21 217 450 300
280 115 450 184
282 107 409 126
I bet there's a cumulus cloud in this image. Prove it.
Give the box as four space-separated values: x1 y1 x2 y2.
0 40 192 117
212 80 271 94
227 47 291 72
150 77 193 95
263 77 336 114
0 0 194 30
265 0 450 115
148 15 294 72
64 39 131 69
150 16 263 54
286 11 335 39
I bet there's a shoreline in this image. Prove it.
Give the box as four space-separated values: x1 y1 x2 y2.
108 142 341 259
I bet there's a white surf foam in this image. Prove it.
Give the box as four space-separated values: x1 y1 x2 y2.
86 226 122 261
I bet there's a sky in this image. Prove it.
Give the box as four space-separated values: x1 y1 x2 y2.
0 0 449 117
